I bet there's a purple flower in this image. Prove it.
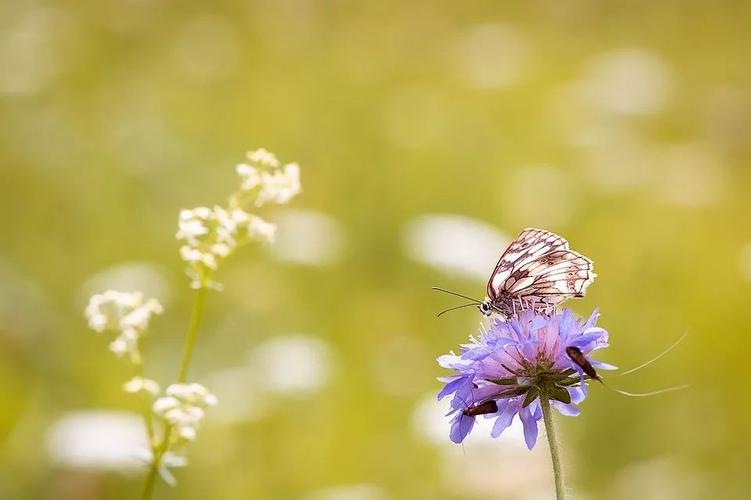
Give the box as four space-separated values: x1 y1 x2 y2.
437 308 613 447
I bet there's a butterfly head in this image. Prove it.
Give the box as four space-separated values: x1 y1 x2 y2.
478 300 493 317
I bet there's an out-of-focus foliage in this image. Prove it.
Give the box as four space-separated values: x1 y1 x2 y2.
1 0 750 498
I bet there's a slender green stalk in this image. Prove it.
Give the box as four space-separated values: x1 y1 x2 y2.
177 285 208 382
540 394 565 500
141 425 172 500
142 279 209 498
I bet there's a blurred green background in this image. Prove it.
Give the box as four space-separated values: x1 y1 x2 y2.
1 0 750 499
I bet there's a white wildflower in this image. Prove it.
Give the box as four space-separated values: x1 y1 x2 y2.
177 148 302 286
176 207 212 245
255 162 301 207
109 337 128 356
85 291 163 364
152 383 217 442
109 328 139 360
123 376 161 396
121 298 163 331
152 396 180 414
247 215 277 243
85 291 140 332
165 383 218 407
176 217 209 244
210 243 231 258
236 163 261 190
179 246 203 263
247 148 280 168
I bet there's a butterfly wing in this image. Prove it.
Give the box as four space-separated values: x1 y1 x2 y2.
487 228 570 300
500 249 595 305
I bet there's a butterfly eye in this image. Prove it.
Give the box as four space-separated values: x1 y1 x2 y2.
478 303 491 316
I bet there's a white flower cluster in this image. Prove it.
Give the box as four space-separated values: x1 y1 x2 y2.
152 383 218 441
177 148 301 288
234 148 301 207
85 291 163 363
177 206 276 288
123 376 161 396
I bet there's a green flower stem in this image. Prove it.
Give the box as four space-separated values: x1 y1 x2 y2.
176 284 208 383
141 425 172 500
540 394 566 500
141 278 209 498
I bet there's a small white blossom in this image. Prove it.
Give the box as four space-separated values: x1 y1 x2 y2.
255 163 301 207
247 148 280 168
236 163 261 190
165 383 218 407
85 291 163 364
248 215 277 243
152 383 217 442
121 299 163 331
123 376 161 396
179 246 203 263
109 337 128 356
177 148 302 287
152 396 180 414
210 243 231 258
176 425 197 441
201 252 218 270
176 217 209 244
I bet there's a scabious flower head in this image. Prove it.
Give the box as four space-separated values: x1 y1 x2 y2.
85 291 163 364
178 149 301 288
152 383 217 442
437 308 612 447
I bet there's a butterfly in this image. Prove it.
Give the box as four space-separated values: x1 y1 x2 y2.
434 228 595 318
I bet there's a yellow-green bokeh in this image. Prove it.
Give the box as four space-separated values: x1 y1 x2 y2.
1 1 750 498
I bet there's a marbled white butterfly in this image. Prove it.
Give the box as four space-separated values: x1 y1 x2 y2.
434 228 595 318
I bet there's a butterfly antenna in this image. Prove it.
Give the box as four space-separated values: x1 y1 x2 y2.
601 382 690 398
431 287 483 304
609 330 688 378
436 303 480 318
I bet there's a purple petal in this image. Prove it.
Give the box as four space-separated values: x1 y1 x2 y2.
508 317 526 340
437 354 474 370
580 375 589 396
450 413 475 443
552 401 581 416
582 327 609 348
530 315 548 331
487 337 518 350
519 407 539 449
559 309 579 340
437 354 459 367
582 308 600 330
590 359 618 370
520 339 538 360
461 347 494 361
569 332 606 351
437 375 469 400
490 400 518 438
568 386 586 404
471 383 507 401
530 401 542 420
